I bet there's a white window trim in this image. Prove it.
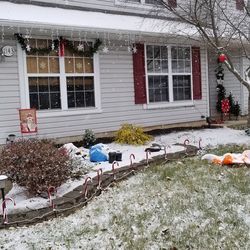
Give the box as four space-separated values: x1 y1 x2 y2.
144 43 194 109
18 42 102 118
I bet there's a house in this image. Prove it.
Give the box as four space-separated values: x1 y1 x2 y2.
0 0 248 145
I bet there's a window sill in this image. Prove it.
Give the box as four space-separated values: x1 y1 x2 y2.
115 0 157 9
143 101 194 110
37 108 102 118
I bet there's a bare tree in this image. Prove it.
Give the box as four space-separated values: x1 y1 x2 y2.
156 0 250 127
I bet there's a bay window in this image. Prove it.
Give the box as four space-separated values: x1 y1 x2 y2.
146 45 192 103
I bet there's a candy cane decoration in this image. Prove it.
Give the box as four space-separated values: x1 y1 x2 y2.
82 176 92 199
146 150 151 165
130 154 135 168
198 138 202 150
2 198 16 224
96 168 103 189
112 161 119 180
184 139 190 146
163 145 171 159
47 186 57 210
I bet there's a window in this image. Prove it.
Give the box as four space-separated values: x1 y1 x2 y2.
25 39 98 111
146 45 191 103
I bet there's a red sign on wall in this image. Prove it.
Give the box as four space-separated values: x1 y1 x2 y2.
19 109 38 133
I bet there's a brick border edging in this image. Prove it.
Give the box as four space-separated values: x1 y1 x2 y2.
0 144 198 229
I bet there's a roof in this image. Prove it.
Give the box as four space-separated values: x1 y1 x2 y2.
0 1 198 37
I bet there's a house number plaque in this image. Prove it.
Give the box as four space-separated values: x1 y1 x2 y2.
1 46 15 57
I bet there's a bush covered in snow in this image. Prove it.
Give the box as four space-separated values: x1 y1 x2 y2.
0 139 73 195
115 124 152 145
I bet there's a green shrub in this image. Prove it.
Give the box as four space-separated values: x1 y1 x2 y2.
0 139 72 195
83 129 96 148
115 124 152 145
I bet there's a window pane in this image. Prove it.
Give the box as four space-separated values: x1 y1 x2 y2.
154 60 161 72
146 46 153 59
29 77 61 110
27 57 38 73
148 75 169 103
162 60 168 73
85 77 94 90
49 57 59 73
85 92 95 107
38 78 49 92
154 46 161 59
84 58 94 73
29 77 38 93
38 57 49 73
161 46 168 59
65 58 74 73
171 47 191 73
147 60 153 72
75 58 84 73
66 76 95 108
173 75 191 101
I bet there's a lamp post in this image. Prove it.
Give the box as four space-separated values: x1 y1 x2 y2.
6 134 16 144
0 175 8 203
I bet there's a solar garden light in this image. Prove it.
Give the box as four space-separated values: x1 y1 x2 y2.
0 175 8 202
6 134 16 144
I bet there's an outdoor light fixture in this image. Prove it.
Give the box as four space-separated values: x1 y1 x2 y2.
6 134 16 144
0 175 8 202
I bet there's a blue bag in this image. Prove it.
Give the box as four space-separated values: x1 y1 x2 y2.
89 144 108 162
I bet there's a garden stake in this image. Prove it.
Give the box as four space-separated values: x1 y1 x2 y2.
96 169 103 190
130 154 135 168
184 139 190 146
199 138 202 150
2 198 16 224
47 186 57 211
82 177 92 199
146 150 151 165
112 161 119 180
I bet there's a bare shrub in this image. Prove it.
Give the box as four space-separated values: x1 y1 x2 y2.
0 139 72 195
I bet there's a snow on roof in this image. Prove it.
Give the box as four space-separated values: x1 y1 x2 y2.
0 1 198 37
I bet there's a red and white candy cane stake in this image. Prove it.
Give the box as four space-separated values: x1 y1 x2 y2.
96 168 103 189
112 161 119 180
184 139 190 146
146 150 151 165
163 145 171 159
130 154 135 168
2 198 16 224
199 138 202 150
47 186 57 210
82 176 92 199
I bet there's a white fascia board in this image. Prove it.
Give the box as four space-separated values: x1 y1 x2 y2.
0 1 198 37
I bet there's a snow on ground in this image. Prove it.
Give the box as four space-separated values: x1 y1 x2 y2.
2 127 250 215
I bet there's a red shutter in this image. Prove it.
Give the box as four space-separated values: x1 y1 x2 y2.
133 43 147 104
192 47 202 100
236 0 244 10
168 0 177 8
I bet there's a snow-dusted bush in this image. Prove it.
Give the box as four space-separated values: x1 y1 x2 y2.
0 139 72 195
115 124 152 145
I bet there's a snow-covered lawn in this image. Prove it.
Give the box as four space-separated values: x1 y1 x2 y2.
0 127 250 249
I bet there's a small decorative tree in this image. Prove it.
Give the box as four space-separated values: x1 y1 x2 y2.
83 129 96 148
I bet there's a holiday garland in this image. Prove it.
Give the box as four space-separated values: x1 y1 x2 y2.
14 33 102 56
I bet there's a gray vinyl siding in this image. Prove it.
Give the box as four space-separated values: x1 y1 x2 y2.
0 40 21 144
0 39 208 144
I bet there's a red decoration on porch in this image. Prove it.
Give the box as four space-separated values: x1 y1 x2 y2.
59 40 65 57
221 98 230 114
218 53 227 63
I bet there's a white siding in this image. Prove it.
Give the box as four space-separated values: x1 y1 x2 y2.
0 39 209 145
0 40 21 144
